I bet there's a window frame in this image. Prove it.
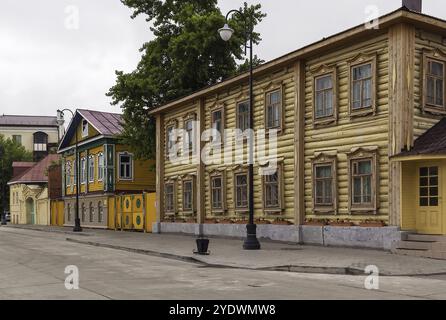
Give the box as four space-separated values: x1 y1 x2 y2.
348 54 377 117
182 177 195 214
264 87 284 131
80 157 87 185
65 160 71 187
312 154 338 214
210 172 226 214
347 148 379 214
118 152 134 181
422 50 446 115
97 152 104 182
233 170 249 213
12 135 22 145
164 181 177 215
312 67 338 126
261 163 284 214
182 113 197 156
211 107 225 146
236 100 250 132
88 155 95 183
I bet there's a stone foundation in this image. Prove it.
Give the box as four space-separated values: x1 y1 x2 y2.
153 222 402 250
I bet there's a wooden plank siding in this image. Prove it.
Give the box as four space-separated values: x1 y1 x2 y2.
413 28 446 138
304 34 390 221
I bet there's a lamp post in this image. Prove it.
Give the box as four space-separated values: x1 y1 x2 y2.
0 145 6 225
219 10 260 250
57 109 82 232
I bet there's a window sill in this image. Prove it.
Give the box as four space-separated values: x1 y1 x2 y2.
263 208 283 215
313 207 337 215
349 108 375 118
423 105 446 115
313 117 337 127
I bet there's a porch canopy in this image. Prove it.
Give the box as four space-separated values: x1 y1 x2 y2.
392 118 446 161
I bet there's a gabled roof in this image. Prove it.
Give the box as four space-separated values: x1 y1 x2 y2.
0 115 58 127
149 7 446 115
8 154 60 185
58 109 123 151
395 118 446 158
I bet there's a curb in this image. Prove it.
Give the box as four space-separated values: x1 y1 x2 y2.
66 237 418 276
4 225 92 237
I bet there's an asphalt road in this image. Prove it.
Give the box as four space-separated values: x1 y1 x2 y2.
0 227 445 300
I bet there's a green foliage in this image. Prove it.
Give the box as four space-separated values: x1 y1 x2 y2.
108 0 266 160
0 134 33 213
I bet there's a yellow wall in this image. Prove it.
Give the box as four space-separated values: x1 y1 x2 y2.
401 162 417 231
69 120 100 145
0 126 59 153
9 184 50 225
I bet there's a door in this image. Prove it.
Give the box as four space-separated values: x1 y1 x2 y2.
417 164 443 235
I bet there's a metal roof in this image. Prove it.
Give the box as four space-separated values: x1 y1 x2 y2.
0 115 58 127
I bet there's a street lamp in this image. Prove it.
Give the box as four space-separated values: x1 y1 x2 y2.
219 10 261 250
57 109 82 232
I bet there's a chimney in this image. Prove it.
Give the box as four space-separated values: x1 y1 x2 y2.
402 0 422 13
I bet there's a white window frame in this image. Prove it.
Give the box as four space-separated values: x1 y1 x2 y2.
118 152 134 181
88 155 95 183
97 152 104 181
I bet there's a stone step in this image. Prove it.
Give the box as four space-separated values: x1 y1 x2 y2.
393 248 431 258
407 234 446 243
395 240 433 251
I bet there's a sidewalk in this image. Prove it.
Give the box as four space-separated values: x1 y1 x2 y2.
4 224 446 276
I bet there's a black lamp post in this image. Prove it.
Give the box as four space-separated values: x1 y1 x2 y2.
0 145 7 225
58 109 82 232
219 10 261 250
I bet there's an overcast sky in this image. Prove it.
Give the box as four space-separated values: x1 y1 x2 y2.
1 0 446 118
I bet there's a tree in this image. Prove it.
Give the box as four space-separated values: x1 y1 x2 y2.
0 135 33 214
107 0 266 159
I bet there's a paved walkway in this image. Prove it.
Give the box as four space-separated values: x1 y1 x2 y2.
4 224 446 276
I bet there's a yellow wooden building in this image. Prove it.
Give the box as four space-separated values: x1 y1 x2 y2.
149 2 446 249
57 109 156 229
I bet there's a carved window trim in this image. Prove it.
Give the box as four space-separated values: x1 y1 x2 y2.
422 48 446 115
261 162 285 215
182 113 197 157
263 81 285 133
210 106 225 146
347 147 379 214
232 166 250 214
164 178 177 215
311 153 338 214
348 53 377 118
209 170 226 214
181 175 196 215
312 65 338 126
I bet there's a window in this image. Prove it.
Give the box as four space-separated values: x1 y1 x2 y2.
89 202 94 222
264 171 279 208
33 132 48 151
81 158 87 184
12 135 22 145
234 173 248 210
183 179 194 212
211 109 224 144
166 126 175 154
426 58 445 110
352 159 372 205
65 161 71 186
314 74 334 119
237 101 250 131
211 176 223 211
73 160 77 187
312 154 337 213
98 201 103 223
348 149 378 213
119 153 133 180
88 155 95 183
165 183 175 213
184 119 194 154
97 153 104 181
351 63 373 111
80 158 87 184
82 119 89 137
265 89 282 129
419 167 439 207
